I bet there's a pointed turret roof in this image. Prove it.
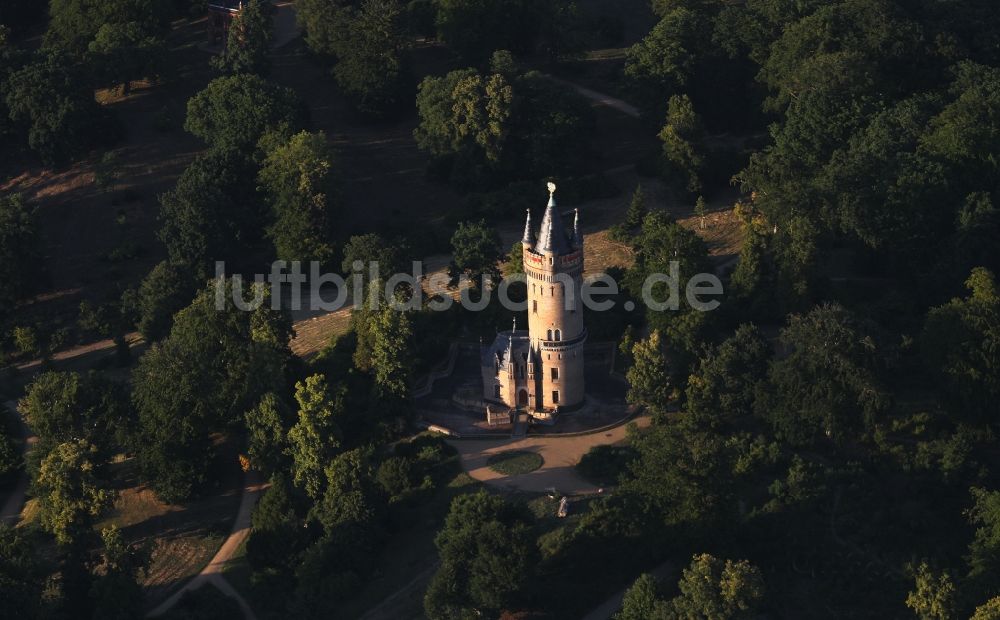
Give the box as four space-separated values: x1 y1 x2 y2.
573 208 583 247
535 184 571 255
522 209 535 245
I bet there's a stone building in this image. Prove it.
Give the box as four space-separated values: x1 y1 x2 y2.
481 183 586 421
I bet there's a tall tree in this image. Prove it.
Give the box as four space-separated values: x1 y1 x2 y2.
685 324 770 426
212 0 273 76
244 392 291 474
757 303 888 446
89 526 148 620
4 51 113 164
135 260 198 343
921 268 1000 423
258 131 338 265
626 330 671 414
87 21 165 95
287 374 344 499
334 0 408 117
450 219 502 287
35 439 111 545
19 370 130 463
424 491 537 618
369 303 413 402
183 74 306 152
668 553 765 619
658 93 704 196
132 281 291 502
157 148 264 277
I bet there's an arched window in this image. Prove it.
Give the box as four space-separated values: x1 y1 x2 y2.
554 329 561 341
547 329 553 340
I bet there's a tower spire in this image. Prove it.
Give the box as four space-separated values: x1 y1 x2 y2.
522 208 534 246
573 208 583 247
535 182 571 255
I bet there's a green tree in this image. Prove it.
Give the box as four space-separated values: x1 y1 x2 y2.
87 21 164 95
19 370 130 463
616 573 668 620
341 233 406 287
973 598 1000 620
625 210 711 371
626 330 671 414
921 268 1000 423
89 526 148 620
414 68 593 186
35 439 111 545
624 7 707 118
0 425 18 478
183 74 306 152
158 148 264 277
212 0 273 76
132 281 291 502
334 0 408 117
451 220 502 287
4 51 112 164
667 553 765 619
45 0 170 56
245 392 291 474
258 131 338 265
246 473 304 585
369 303 413 402
434 0 540 65
425 491 536 618
659 93 704 196
0 194 43 326
757 303 888 446
685 324 770 426
968 487 1000 581
309 448 385 535
135 261 197 342
905 562 955 620
287 374 344 499
0 525 45 619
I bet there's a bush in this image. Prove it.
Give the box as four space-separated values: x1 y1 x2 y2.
376 456 415 498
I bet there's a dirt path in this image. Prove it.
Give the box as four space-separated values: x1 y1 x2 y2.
147 471 267 619
551 77 642 119
0 400 35 525
446 415 650 494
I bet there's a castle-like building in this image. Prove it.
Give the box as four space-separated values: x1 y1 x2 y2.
481 184 586 420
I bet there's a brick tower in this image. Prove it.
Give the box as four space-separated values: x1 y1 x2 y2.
522 183 586 412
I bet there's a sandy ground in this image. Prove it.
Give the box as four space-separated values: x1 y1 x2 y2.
447 414 650 495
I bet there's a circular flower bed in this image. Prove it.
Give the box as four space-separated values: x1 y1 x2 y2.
487 450 544 476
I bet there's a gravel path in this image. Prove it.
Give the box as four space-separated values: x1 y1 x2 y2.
147 471 267 619
447 414 650 494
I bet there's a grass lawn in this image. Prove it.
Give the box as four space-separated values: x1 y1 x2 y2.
94 436 243 610
487 450 545 476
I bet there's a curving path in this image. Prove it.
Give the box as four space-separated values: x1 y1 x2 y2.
0 400 36 525
147 471 268 619
447 414 650 494
549 77 642 119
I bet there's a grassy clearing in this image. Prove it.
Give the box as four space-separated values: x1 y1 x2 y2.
93 439 242 609
487 451 545 476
